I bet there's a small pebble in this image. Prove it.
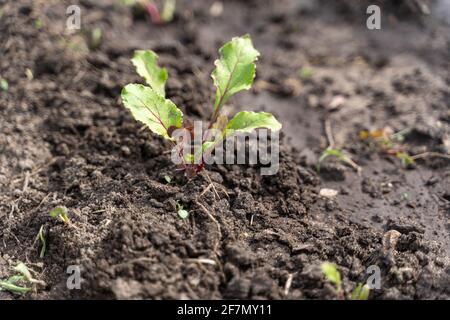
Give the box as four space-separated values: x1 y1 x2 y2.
319 188 338 199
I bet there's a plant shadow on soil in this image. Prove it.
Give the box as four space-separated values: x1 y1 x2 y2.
0 0 450 299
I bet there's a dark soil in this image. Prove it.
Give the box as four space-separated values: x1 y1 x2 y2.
1 0 450 299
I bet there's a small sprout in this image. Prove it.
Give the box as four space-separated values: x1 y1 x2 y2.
396 151 414 167
0 262 45 294
176 201 189 219
121 0 176 24
359 130 370 140
391 128 411 143
34 17 43 29
1 78 8 91
120 0 139 5
14 262 34 283
90 27 103 50
359 128 416 167
36 225 47 258
14 262 45 286
299 67 314 80
161 0 176 22
351 283 370 300
317 148 345 172
164 175 173 184
0 277 31 294
321 262 342 294
25 68 34 80
121 35 282 177
49 206 70 224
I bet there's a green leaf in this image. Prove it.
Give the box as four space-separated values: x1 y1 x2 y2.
13 262 45 286
319 148 345 163
211 35 259 114
49 206 70 224
351 283 370 300
121 84 183 140
34 18 43 29
184 153 195 164
14 262 33 283
1 78 8 91
177 209 189 219
0 280 31 294
161 0 176 22
176 201 189 219
90 27 103 50
49 206 65 218
299 67 314 80
317 148 346 172
164 175 172 184
225 111 282 137
396 151 414 167
131 50 168 97
5 275 25 284
321 262 342 292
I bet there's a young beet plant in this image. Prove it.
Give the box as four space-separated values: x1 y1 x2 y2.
321 262 370 300
121 35 282 177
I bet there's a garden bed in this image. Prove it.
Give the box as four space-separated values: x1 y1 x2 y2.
1 0 449 299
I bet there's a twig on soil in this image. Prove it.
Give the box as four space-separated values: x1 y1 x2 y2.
9 202 16 220
324 118 335 149
205 173 220 199
185 258 217 266
344 157 362 174
31 192 52 213
12 157 62 185
22 171 30 193
111 257 156 270
411 152 450 161
199 183 213 198
198 172 229 200
195 201 221 255
284 273 293 297
91 209 106 214
323 118 362 174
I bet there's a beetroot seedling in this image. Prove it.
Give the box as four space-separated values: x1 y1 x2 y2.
0 262 44 295
14 262 45 286
299 66 314 80
321 262 342 296
36 225 47 258
359 128 414 167
164 175 174 184
0 277 31 294
90 27 103 50
121 35 282 177
122 0 176 24
321 262 370 300
176 201 188 219
317 148 359 172
49 206 70 224
351 283 370 300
